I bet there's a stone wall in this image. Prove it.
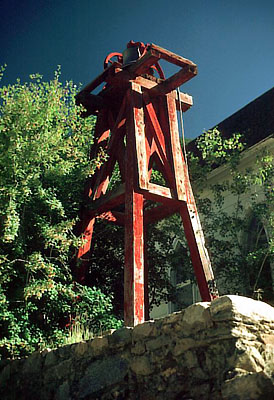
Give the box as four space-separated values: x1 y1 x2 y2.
1 295 274 400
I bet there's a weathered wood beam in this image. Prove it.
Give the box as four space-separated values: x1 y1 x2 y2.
76 216 95 283
125 102 145 326
76 62 119 98
149 43 197 68
141 191 181 206
127 83 149 190
148 66 197 98
140 183 181 206
128 49 161 76
87 184 125 216
96 210 125 226
135 76 193 111
144 203 181 225
156 94 187 202
143 96 176 188
147 182 172 199
91 98 127 199
179 201 217 301
124 189 145 326
175 92 193 112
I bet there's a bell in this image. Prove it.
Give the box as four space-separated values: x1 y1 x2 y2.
122 46 141 67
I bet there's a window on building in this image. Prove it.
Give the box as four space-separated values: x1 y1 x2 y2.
170 240 201 312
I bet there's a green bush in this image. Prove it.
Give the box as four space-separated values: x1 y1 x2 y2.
0 67 121 359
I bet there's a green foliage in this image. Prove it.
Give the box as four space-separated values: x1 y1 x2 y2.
188 129 274 300
188 127 245 186
196 127 245 165
0 68 121 359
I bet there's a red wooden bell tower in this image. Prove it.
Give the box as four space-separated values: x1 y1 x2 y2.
75 41 218 326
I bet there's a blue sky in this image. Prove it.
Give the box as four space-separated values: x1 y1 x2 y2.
1 0 273 138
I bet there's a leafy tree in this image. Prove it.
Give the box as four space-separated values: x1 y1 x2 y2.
0 67 121 359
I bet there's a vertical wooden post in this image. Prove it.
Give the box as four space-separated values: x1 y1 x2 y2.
124 190 145 326
144 226 150 321
124 83 146 326
165 93 187 201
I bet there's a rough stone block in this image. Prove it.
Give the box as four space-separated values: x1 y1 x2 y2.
180 302 212 334
130 355 154 376
131 341 146 355
44 349 58 367
160 367 177 379
173 338 197 356
0 364 10 386
56 381 71 400
108 327 132 348
132 320 157 340
210 295 274 323
221 369 274 400
89 336 108 357
261 333 274 346
264 343 274 378
43 359 72 386
73 341 89 357
58 344 72 360
230 323 258 340
163 310 184 325
146 335 170 351
78 356 129 398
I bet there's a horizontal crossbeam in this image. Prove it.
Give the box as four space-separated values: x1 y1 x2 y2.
87 184 125 217
148 43 197 68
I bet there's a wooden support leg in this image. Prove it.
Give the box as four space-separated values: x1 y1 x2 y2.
144 226 149 321
157 91 218 301
124 190 145 326
179 202 218 301
124 83 146 326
